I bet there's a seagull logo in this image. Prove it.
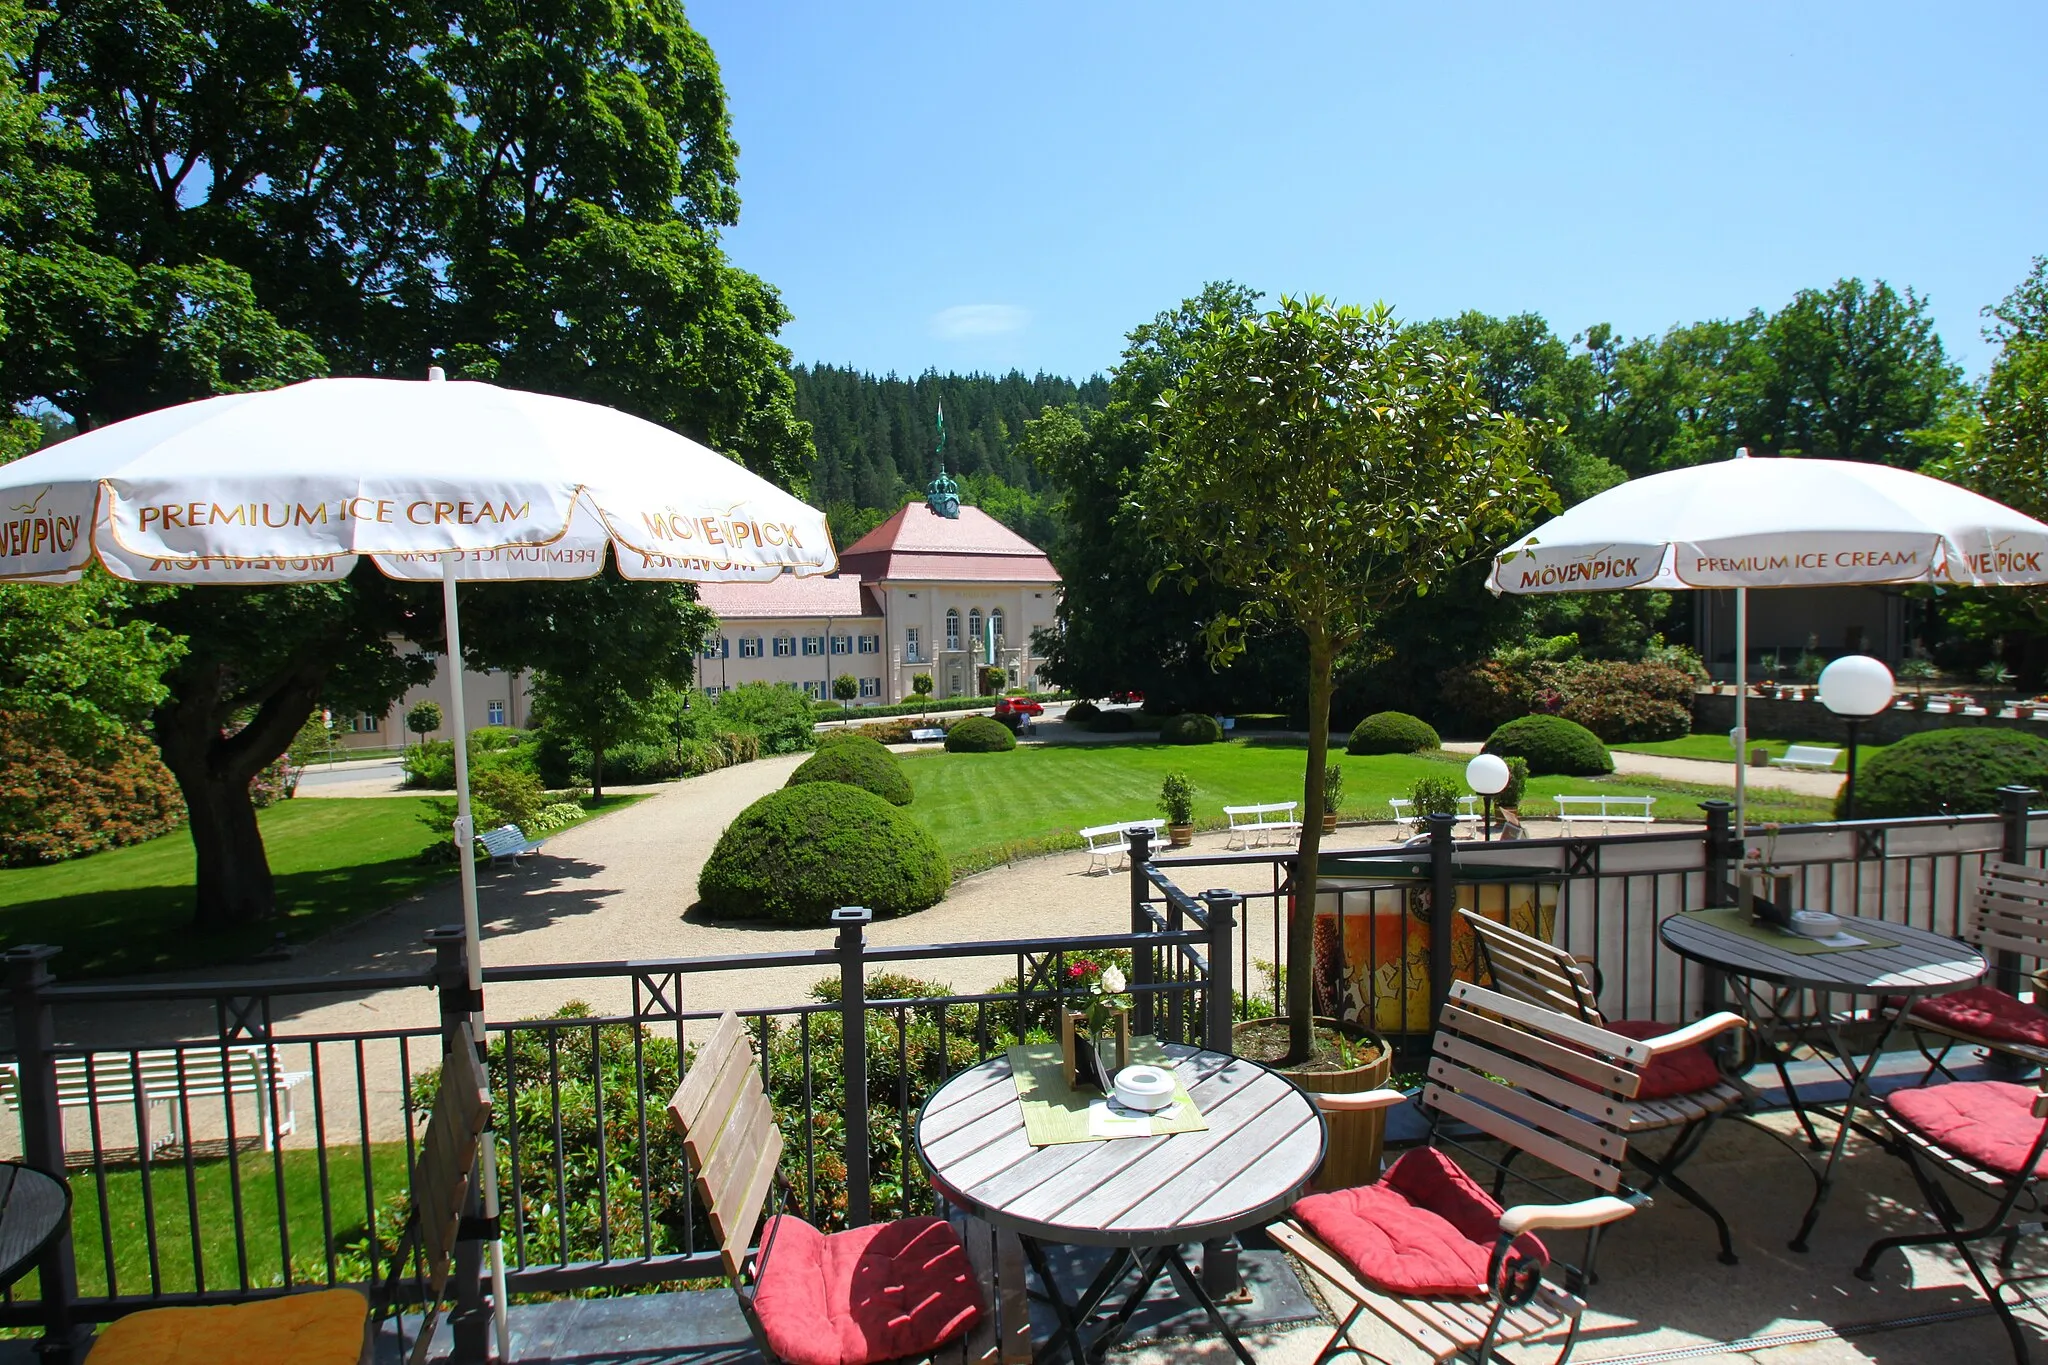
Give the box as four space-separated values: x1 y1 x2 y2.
7 486 50 515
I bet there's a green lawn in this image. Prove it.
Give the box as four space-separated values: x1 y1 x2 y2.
1614 733 1887 768
901 741 1833 875
0 795 638 980
43 1143 409 1300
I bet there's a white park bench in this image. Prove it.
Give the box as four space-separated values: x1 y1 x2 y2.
1078 819 1167 873
908 726 946 742
0 1046 312 1153
1223 802 1301 850
1390 795 1479 834
1770 744 1843 771
476 822 547 867
1555 793 1657 834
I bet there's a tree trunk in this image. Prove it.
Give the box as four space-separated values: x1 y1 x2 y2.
176 765 276 929
589 748 606 802
1288 625 1335 1063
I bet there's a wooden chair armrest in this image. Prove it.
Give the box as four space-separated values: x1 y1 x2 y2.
1638 1011 1748 1054
1308 1088 1410 1114
1499 1195 1638 1236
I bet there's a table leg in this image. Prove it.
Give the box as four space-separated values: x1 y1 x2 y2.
1023 1236 1135 1365
1083 1246 1175 1362
1788 992 1921 1253
1162 1245 1258 1365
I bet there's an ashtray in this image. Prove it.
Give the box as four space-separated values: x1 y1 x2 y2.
1788 910 1842 938
1111 1065 1176 1112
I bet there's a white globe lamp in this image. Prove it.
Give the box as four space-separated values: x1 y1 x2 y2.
1817 655 1895 819
1465 753 1512 840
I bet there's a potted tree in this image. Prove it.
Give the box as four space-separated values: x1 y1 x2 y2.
1159 771 1196 847
1321 762 1343 834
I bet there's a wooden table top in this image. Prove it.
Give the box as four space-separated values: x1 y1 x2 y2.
1659 911 1987 994
914 1043 1324 1248
0 1164 68 1291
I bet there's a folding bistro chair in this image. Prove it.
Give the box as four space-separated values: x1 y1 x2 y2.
87 1031 492 1365
1856 1069 2048 1363
1884 861 2048 1080
1463 910 1754 1264
667 1011 1030 1365
1267 980 1656 1365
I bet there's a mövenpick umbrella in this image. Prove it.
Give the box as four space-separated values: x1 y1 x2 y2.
1487 451 2048 835
0 371 836 1350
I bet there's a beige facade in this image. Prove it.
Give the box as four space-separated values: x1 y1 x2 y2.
696 614 890 701
334 649 534 750
875 581 1058 699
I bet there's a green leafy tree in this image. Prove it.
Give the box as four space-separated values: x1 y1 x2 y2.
405 701 443 746
0 574 184 756
832 673 859 714
910 672 933 716
1139 295 1551 1059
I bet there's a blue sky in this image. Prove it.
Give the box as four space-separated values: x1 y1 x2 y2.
691 2 2045 383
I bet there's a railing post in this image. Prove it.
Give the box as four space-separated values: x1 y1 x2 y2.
426 927 490 1364
5 945 85 1364
1129 828 1155 1037
1201 890 1239 1055
1996 787 2038 996
1427 813 1457 1031
1698 801 1734 1026
834 907 874 1227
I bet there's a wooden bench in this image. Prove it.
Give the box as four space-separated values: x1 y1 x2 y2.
0 1045 312 1153
476 823 546 866
1223 801 1300 849
1077 819 1166 873
1555 794 1656 834
909 726 946 742
670 1012 1029 1365
1389 795 1478 834
1770 744 1843 771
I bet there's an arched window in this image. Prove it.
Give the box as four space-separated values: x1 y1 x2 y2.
990 609 1005 644
945 609 960 651
968 609 983 651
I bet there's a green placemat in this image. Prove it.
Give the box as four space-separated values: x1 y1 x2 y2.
1681 907 1898 955
1009 1036 1209 1146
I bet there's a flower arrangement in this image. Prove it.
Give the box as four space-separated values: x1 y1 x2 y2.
1063 957 1134 1089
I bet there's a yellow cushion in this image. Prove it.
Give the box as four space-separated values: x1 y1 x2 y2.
87 1287 369 1365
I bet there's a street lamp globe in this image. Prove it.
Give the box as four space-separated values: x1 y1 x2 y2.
1818 655 1894 718
1466 753 1511 796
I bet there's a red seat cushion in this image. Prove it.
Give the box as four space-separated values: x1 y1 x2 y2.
752 1214 984 1365
1904 987 2048 1049
1602 1019 1726 1100
1889 1081 2048 1179
1292 1148 1546 1298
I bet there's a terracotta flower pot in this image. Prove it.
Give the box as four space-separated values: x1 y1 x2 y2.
1233 1017 1392 1190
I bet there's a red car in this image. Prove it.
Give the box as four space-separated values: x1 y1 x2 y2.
992 696 1044 722
1108 690 1145 705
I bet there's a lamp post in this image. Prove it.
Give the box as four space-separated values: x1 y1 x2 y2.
1818 655 1895 820
1465 753 1511 842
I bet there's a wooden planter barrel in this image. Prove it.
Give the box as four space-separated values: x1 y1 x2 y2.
1234 1016 1392 1191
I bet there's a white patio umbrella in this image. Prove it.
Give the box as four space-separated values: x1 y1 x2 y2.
0 371 835 1354
1487 450 2048 838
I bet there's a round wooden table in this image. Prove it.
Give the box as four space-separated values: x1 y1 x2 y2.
1659 910 1986 1250
0 1163 70 1292
915 1042 1324 1365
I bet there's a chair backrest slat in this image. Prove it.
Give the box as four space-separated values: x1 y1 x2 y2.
1462 911 1605 1023
414 1034 492 1300
667 1011 784 1281
1424 1086 1622 1190
1437 1002 1639 1096
1427 1054 1624 1157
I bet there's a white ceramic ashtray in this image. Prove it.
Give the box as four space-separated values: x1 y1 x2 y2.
1788 910 1842 938
1112 1065 1176 1112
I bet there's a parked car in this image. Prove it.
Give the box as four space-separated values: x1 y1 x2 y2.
992 696 1044 730
1108 690 1145 705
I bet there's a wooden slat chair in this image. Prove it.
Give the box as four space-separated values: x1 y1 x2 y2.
1855 1069 2048 1363
87 1032 492 1365
1268 981 1655 1365
1462 911 1753 1265
667 1012 1029 1365
1884 861 2048 1079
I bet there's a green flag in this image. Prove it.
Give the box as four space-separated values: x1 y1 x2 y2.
935 400 945 458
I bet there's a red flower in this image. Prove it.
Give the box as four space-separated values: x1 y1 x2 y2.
1067 959 1098 980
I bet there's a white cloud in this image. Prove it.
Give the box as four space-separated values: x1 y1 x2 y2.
929 304 1030 340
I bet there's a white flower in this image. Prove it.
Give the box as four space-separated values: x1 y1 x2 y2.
1100 966 1127 995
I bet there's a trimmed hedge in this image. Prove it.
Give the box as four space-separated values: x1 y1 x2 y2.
1088 711 1138 734
697 783 948 922
1844 729 2048 820
944 717 1017 753
1065 700 1101 722
1483 715 1613 776
1160 713 1224 745
1347 711 1441 755
786 737 913 805
0 712 186 866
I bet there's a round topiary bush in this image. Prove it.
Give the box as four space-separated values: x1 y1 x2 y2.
1089 711 1137 734
1843 728 2048 820
1483 715 1613 776
698 783 949 922
1347 711 1442 756
1160 713 1224 745
1066 700 1102 722
945 716 1017 752
785 737 913 806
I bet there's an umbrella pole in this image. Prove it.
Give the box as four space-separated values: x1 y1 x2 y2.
440 555 510 1359
1734 586 1748 849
